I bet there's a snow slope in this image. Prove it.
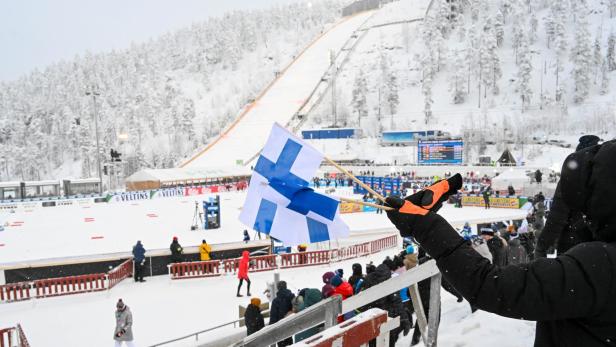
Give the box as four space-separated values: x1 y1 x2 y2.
181 11 374 169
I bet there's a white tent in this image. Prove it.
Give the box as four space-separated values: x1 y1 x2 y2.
491 169 529 191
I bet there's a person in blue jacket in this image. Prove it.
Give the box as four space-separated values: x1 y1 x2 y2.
132 241 146 282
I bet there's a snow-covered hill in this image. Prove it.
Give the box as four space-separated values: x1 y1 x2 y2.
0 1 344 181
304 0 616 165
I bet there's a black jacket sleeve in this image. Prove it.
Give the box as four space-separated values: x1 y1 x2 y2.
535 182 570 255
412 212 613 321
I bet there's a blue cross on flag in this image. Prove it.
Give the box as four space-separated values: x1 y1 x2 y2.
239 123 349 245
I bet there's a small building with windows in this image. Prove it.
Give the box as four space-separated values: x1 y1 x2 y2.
0 181 22 201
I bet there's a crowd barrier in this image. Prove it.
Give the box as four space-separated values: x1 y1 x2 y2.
168 235 399 280
169 260 222 279
280 250 331 269
1 258 133 303
108 258 134 289
0 324 30 347
0 282 31 303
34 273 107 298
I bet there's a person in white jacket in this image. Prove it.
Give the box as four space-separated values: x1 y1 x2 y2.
114 299 135 347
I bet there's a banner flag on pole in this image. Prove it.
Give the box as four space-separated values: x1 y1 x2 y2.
239 123 349 245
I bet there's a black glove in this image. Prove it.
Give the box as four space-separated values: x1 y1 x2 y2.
401 318 411 336
407 174 463 212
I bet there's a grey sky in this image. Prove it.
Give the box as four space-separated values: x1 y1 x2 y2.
0 0 306 81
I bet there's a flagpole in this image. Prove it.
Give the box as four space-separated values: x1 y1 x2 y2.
324 157 387 203
338 197 393 211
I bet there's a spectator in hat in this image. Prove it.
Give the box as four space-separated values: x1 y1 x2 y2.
114 299 135 347
321 271 335 298
269 281 295 346
481 228 509 266
244 297 265 336
199 239 211 261
132 241 146 283
169 237 183 263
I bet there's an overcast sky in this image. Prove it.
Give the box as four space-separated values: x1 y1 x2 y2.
0 0 307 81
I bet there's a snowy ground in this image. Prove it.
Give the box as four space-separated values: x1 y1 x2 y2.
0 248 536 347
0 190 527 265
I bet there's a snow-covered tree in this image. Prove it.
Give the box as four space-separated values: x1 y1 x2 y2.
494 10 505 47
600 60 610 95
516 32 533 108
571 2 592 103
608 32 616 71
351 70 368 126
385 73 399 115
450 49 468 103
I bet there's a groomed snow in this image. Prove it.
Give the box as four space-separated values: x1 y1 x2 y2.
0 247 536 347
0 190 527 265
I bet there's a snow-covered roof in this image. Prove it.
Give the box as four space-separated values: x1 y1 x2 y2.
126 166 252 183
0 181 21 188
23 180 61 186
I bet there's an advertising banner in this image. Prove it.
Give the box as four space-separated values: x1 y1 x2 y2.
462 195 521 209
106 191 150 203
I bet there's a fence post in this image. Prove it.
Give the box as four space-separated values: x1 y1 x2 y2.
426 273 442 347
409 283 428 344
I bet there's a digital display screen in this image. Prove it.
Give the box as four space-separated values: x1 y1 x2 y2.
418 140 463 164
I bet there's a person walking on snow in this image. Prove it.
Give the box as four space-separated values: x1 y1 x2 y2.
243 229 250 243
132 241 146 282
237 251 251 297
199 239 211 261
113 299 135 347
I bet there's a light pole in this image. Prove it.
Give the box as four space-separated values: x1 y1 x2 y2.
86 85 103 195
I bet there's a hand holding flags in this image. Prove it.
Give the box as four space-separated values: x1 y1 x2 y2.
239 124 349 246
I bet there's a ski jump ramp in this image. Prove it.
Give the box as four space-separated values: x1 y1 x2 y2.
181 11 374 169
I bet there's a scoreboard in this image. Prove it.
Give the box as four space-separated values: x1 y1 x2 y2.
418 140 464 164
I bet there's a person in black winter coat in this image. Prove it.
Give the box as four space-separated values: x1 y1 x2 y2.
534 135 600 258
169 237 183 263
269 281 295 346
361 263 411 347
385 142 616 347
348 263 364 294
481 229 509 267
245 298 265 336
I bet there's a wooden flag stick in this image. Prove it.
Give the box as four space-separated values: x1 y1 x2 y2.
338 197 393 211
324 157 387 203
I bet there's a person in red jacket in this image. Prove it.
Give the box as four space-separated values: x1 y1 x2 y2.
330 274 354 321
237 251 251 297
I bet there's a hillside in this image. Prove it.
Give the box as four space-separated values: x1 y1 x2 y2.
304 0 616 165
0 0 343 181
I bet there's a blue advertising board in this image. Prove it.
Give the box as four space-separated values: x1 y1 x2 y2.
418 140 464 164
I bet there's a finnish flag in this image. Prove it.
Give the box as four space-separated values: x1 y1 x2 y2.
239 123 349 245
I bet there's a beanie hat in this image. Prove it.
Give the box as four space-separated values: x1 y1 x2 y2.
173 236 178 241
250 298 261 306
322 271 335 284
116 299 125 310
351 263 362 276
576 135 600 151
365 262 376 274
330 275 343 287
406 244 415 254
202 239 206 243
480 228 495 236
382 257 395 271
277 281 287 291
335 269 344 278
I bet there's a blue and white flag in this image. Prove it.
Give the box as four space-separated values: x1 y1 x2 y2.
239 123 349 245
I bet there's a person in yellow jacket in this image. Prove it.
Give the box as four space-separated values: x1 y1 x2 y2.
199 239 212 261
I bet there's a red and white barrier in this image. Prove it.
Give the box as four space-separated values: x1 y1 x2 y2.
291 309 396 347
34 274 106 298
0 327 15 347
108 259 134 289
169 260 222 279
369 235 398 254
0 324 30 347
335 242 371 261
280 250 331 269
0 282 31 303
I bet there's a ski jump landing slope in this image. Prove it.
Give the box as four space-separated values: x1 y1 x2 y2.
181 12 374 169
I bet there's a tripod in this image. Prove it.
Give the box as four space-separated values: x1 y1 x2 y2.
191 201 203 230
